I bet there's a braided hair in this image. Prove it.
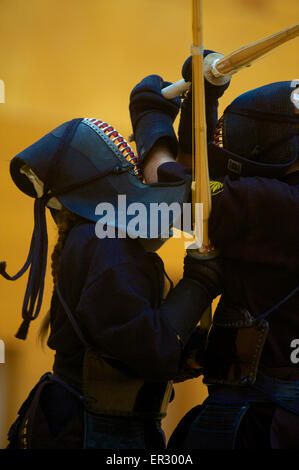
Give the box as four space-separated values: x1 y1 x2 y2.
38 207 85 345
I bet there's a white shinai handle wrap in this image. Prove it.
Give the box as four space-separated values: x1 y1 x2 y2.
161 79 191 99
161 52 228 99
162 22 299 99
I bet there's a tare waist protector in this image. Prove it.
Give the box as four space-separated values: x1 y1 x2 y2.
203 301 269 387
82 349 173 418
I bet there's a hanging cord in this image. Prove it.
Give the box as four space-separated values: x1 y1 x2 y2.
0 118 83 339
0 198 48 338
257 285 299 322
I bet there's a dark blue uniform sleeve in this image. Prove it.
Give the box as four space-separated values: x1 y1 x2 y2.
55 225 210 381
157 162 299 266
74 261 182 381
209 176 299 266
74 258 212 381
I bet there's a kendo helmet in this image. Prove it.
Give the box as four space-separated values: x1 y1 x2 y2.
208 81 299 178
1 117 190 339
10 117 189 231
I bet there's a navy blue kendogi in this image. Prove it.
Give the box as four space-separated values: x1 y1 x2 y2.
2 99 222 445
150 57 299 449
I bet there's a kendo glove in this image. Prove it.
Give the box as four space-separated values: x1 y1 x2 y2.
160 252 223 347
171 252 224 383
178 51 231 154
183 250 223 300
129 75 181 166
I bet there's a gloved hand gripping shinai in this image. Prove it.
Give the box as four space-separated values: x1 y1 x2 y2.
178 50 231 154
161 252 223 347
129 75 181 166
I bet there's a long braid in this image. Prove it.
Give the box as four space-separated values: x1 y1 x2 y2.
38 207 84 346
50 208 82 285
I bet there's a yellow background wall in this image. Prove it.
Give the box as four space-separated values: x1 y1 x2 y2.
0 0 298 448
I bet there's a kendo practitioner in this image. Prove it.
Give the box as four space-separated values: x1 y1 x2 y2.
2 81 223 448
132 55 299 449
